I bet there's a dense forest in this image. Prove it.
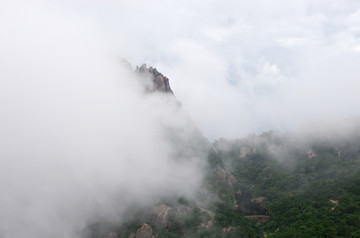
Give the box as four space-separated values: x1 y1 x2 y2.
87 129 360 238
208 130 360 237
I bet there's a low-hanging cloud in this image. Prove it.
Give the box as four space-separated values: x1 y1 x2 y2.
1 0 360 236
0 2 205 237
15 0 359 140
62 0 360 140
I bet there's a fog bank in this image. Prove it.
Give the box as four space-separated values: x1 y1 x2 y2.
0 3 204 237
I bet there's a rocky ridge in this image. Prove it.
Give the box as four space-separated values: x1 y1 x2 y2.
135 63 174 94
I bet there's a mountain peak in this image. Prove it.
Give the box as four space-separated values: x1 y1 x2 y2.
135 63 174 94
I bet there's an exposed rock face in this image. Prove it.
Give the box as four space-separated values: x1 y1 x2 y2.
198 208 215 229
128 233 136 238
222 226 234 232
306 149 317 159
215 166 226 182
121 62 209 164
239 147 251 158
338 150 342 160
329 199 339 210
198 219 213 230
236 192 269 216
214 165 238 190
144 204 172 227
135 223 155 238
135 64 174 94
213 165 239 207
106 232 118 238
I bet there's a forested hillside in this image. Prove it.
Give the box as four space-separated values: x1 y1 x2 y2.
208 130 360 237
88 129 360 238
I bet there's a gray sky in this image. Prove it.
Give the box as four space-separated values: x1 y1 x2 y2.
1 1 360 237
34 0 360 139
3 0 360 139
0 1 205 237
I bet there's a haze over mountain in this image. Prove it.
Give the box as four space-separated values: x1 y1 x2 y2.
2 0 360 139
1 1 360 238
0 6 207 235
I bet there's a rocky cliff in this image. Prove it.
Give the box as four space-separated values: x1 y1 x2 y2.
135 64 174 94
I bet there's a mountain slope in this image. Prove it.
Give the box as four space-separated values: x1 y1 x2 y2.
86 65 360 238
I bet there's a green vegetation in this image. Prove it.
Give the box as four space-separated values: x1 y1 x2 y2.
211 132 360 237
87 131 360 237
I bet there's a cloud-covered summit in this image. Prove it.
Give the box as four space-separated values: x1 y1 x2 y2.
0 3 206 237
3 0 360 139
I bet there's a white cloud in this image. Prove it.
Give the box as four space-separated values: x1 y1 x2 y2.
277 37 306 47
0 2 205 237
1 1 360 235
2 1 360 138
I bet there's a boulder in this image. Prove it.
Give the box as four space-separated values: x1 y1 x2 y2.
197 208 215 229
144 204 172 227
106 232 118 238
154 75 165 90
214 165 238 190
135 223 155 238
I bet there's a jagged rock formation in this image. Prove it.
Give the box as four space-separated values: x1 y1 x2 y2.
143 204 172 227
135 64 173 94
120 60 209 163
198 208 215 229
239 147 257 158
214 165 238 190
135 223 155 238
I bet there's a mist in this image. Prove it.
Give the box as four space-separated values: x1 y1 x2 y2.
0 2 205 237
9 0 359 140
1 0 360 237
56 0 360 140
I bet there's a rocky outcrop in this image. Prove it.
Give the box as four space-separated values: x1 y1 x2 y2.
144 204 172 227
338 150 342 160
329 199 339 210
222 226 235 232
135 64 174 94
214 165 238 190
306 149 317 159
106 232 118 238
135 223 155 238
239 147 256 158
198 208 215 229
198 219 213 230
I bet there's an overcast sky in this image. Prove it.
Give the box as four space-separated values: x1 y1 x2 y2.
49 0 360 139
1 1 360 237
3 0 360 139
